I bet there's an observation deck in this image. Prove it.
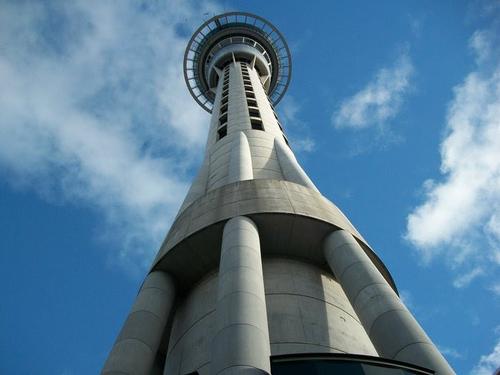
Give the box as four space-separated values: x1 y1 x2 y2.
183 12 292 112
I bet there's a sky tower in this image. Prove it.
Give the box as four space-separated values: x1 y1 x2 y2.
102 12 455 375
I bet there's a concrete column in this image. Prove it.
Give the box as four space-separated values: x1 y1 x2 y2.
102 271 175 375
228 132 253 183
211 216 271 375
323 230 455 375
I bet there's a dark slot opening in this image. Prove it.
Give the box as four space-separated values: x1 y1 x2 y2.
217 125 227 140
251 118 264 131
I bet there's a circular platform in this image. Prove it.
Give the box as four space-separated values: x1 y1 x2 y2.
184 12 292 112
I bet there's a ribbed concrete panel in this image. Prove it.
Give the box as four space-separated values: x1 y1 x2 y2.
323 230 455 374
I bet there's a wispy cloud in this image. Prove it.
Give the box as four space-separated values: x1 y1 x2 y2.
453 267 485 289
399 289 414 310
470 338 500 375
279 95 316 153
332 50 413 129
0 1 218 272
438 345 465 360
405 26 500 292
490 282 500 296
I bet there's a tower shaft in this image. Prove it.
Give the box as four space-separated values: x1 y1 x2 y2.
102 12 455 375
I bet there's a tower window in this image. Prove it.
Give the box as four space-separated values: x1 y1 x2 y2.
247 99 257 107
221 96 228 106
220 103 228 114
217 125 227 140
251 118 264 131
246 92 255 99
244 85 253 91
249 108 260 117
219 113 227 125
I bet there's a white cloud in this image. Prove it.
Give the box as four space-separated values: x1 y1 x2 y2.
278 95 316 153
453 267 485 288
490 282 500 296
405 28 500 290
470 339 500 375
438 345 465 360
470 30 492 64
332 50 413 129
0 1 218 271
495 325 500 335
399 289 414 310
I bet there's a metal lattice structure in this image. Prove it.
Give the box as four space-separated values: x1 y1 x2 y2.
183 12 292 112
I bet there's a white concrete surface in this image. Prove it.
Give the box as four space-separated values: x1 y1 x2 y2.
102 271 175 375
323 229 455 374
211 216 271 375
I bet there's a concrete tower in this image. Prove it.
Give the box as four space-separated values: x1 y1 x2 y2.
102 12 455 375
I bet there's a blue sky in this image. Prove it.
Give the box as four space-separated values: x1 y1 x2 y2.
0 1 499 374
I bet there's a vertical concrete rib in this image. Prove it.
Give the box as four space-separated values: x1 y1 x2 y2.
228 132 253 183
323 230 455 375
211 216 271 375
102 271 175 375
274 137 318 191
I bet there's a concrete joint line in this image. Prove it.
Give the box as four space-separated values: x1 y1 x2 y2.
213 322 270 340
112 337 154 353
329 239 357 252
367 307 410 336
216 364 269 375
217 289 267 305
339 259 373 281
218 264 263 276
223 223 257 234
392 340 434 359
128 308 164 322
167 309 216 355
269 340 348 353
265 292 361 324
220 244 260 256
222 229 258 241
352 282 391 308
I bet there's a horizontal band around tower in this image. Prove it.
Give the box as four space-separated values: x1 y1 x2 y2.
151 179 397 295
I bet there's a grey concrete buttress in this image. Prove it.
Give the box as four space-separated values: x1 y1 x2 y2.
323 230 455 375
102 271 175 375
211 216 271 375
